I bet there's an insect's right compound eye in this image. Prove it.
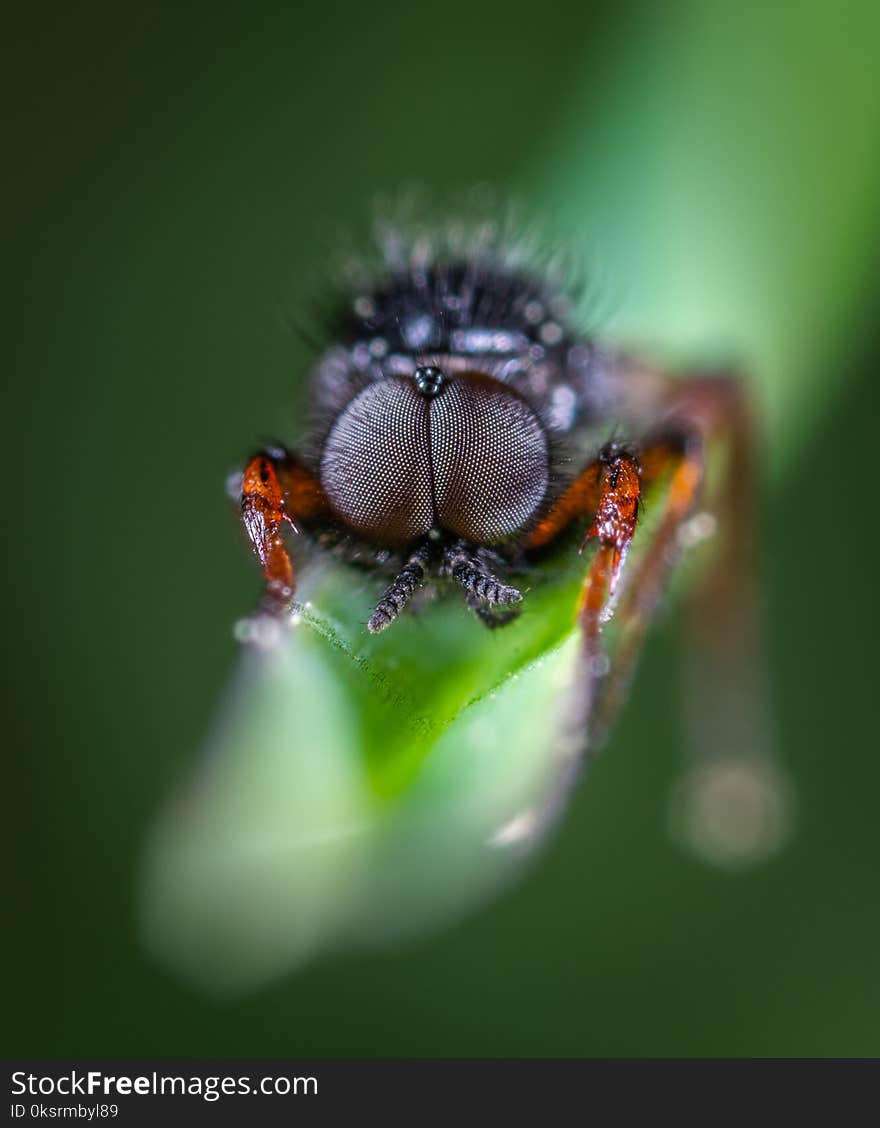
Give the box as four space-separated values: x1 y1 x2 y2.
320 377 435 545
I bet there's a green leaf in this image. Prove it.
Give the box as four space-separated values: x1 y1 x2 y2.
140 0 880 993
141 547 588 994
141 476 677 994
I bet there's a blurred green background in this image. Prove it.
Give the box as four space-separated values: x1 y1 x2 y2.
5 1 880 1054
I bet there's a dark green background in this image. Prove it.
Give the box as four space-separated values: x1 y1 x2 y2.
5 3 880 1055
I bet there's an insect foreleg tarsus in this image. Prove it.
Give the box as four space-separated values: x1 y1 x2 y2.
239 446 327 611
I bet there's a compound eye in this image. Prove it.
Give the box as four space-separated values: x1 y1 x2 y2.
431 373 549 543
319 377 434 545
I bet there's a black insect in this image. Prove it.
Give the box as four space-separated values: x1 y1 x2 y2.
239 211 751 714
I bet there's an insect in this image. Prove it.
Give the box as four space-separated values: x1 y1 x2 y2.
238 208 756 747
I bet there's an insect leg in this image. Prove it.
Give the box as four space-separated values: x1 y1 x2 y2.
518 444 643 831
368 544 432 634
525 440 641 645
623 374 789 865
442 542 523 625
549 378 751 753
239 446 327 611
567 447 645 753
605 374 760 748
580 374 787 866
525 459 603 549
586 426 705 746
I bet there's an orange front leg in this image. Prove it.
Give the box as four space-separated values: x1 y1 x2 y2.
580 447 641 624
588 428 705 744
525 442 642 625
240 447 327 611
528 434 705 759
